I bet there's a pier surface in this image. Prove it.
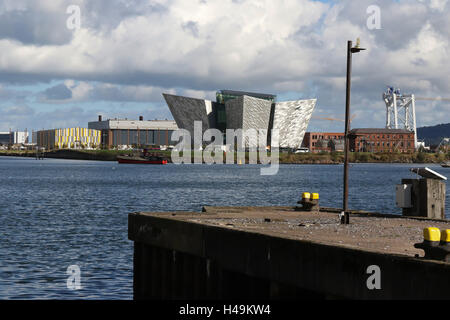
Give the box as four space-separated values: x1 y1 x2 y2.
129 206 450 300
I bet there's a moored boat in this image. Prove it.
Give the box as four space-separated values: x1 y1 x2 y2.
117 149 168 164
441 161 450 168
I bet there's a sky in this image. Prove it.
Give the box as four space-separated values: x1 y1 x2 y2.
0 0 449 133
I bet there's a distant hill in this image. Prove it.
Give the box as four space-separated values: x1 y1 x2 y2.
417 123 450 146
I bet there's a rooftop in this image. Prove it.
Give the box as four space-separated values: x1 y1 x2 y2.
350 128 414 134
217 89 276 101
88 118 178 130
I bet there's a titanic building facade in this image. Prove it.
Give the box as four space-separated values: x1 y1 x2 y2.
163 90 316 149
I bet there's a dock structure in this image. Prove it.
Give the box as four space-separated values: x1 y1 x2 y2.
128 206 450 300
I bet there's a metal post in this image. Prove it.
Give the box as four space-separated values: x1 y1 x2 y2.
386 105 390 128
393 93 398 129
341 39 365 224
342 40 352 224
411 94 417 149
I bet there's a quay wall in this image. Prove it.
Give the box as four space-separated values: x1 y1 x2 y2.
129 212 450 300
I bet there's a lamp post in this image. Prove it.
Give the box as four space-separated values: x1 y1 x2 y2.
341 39 365 225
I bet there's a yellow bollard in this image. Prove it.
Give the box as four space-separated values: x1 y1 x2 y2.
440 229 450 243
415 228 450 262
423 227 441 242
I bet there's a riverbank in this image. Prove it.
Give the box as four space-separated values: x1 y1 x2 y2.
0 149 131 161
0 149 448 164
280 150 450 164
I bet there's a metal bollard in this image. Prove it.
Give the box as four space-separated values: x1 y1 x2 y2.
296 192 319 212
439 229 450 262
414 227 450 262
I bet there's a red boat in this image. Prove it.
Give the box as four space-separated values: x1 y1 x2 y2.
117 149 168 164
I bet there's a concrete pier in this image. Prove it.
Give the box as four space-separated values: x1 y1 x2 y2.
128 206 450 300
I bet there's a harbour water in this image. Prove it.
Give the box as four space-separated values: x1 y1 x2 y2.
0 157 448 299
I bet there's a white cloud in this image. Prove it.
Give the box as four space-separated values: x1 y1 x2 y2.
0 0 329 82
0 0 448 130
419 0 449 12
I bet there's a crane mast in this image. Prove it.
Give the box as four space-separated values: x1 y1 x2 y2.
383 87 417 149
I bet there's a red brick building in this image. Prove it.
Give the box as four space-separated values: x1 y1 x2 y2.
302 132 345 153
349 128 415 153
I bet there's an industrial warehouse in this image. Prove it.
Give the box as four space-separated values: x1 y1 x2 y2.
349 128 415 153
31 117 176 151
302 129 416 153
88 116 178 149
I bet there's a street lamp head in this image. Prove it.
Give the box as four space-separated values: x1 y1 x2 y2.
351 38 366 53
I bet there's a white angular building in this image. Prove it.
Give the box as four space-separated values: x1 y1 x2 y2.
163 90 316 149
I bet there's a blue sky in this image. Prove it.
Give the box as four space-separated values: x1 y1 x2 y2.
0 0 448 133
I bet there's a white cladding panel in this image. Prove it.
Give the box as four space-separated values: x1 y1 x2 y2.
272 99 316 148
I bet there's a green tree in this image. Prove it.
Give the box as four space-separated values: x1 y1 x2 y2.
416 151 426 163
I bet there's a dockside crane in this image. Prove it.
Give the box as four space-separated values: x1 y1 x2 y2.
383 86 450 149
